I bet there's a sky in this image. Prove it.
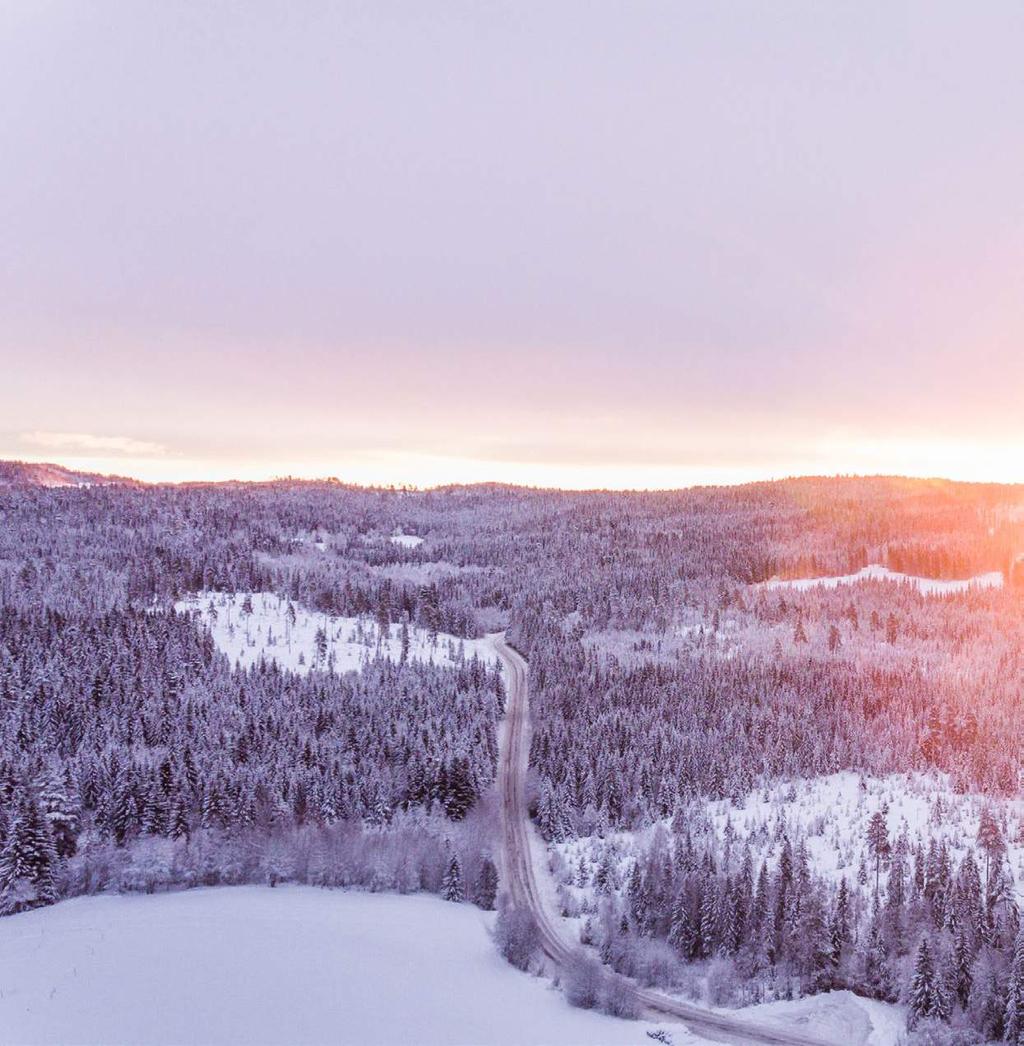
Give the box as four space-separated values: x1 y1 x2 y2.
2 2 1023 489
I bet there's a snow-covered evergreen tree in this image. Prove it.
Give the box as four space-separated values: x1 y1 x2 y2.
37 769 80 858
909 937 947 1027
474 857 499 911
1005 928 1024 1044
0 792 58 915
441 853 463 903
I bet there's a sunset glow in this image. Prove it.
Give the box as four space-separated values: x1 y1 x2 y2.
9 433 1024 490
6 6 1024 1041
3 3 1024 489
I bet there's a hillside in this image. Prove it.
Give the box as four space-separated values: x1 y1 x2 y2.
0 460 139 488
3 475 1024 1043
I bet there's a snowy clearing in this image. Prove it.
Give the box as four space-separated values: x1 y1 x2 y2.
556 770 1024 906
390 531 424 548
174 591 497 675
761 564 1003 596
699 770 1024 897
0 887 703 1046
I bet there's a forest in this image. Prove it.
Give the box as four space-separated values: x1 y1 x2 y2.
2 472 1024 1044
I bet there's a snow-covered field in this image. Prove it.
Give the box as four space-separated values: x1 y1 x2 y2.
0 887 703 1046
174 592 497 675
761 564 1003 596
389 531 424 549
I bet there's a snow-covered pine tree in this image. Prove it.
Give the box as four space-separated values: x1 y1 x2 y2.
667 890 692 957
866 811 889 898
37 768 80 858
537 786 559 842
141 782 169 836
0 792 59 915
593 848 615 895
887 835 908 912
627 860 651 937
698 870 719 958
575 854 588 888
474 856 499 911
1005 927 1024 1044
909 937 948 1027
443 757 476 822
441 852 463 903
111 775 141 846
978 809 1005 894
750 861 769 940
951 929 974 1011
861 920 894 1002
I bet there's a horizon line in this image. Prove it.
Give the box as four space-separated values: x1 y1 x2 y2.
6 456 1024 496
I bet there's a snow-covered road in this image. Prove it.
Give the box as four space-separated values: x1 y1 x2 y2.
490 634 837 1046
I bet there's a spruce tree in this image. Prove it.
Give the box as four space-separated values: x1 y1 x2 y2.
0 793 58 915
866 810 889 898
170 795 191 839
112 780 140 846
441 853 463 903
862 921 894 1002
978 810 1005 891
829 876 850 968
444 758 476 822
951 929 974 1010
698 873 719 958
668 891 692 957
627 861 649 935
37 769 80 858
591 847 614 894
909 937 948 1026
1005 927 1024 1044
475 857 499 911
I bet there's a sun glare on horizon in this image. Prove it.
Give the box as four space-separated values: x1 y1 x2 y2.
10 431 1024 491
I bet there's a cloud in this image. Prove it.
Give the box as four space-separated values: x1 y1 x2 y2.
21 431 167 457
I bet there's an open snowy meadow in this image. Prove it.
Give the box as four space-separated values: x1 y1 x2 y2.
554 770 1024 907
174 591 498 675
0 886 695 1046
760 565 1005 597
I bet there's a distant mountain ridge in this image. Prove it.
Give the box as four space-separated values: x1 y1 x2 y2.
2 459 1024 499
0 460 141 488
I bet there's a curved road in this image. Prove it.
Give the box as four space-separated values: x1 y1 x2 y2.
490 633 836 1046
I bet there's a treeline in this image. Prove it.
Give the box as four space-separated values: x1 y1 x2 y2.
3 475 1020 620
525 617 1023 844
566 813 1023 1043
0 605 503 914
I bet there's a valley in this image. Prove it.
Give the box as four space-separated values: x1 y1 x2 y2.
1 472 1023 1044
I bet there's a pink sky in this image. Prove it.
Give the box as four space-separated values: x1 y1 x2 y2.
2 3 1023 488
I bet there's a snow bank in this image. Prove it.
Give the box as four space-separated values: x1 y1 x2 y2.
0 887 698 1046
734 990 905 1046
175 592 497 675
761 564 1003 596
